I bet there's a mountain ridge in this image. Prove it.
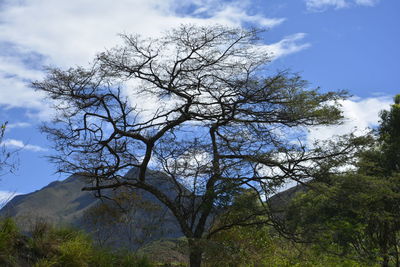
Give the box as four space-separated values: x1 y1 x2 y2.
0 169 184 249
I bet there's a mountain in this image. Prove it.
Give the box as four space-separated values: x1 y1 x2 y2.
1 174 95 227
269 184 306 210
0 164 305 252
0 168 184 249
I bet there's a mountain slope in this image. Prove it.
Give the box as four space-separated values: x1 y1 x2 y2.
0 169 184 249
1 174 97 227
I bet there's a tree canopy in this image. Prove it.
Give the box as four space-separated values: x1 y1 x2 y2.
34 24 363 267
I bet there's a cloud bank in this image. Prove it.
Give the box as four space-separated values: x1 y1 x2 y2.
306 0 380 11
2 139 48 152
307 96 392 143
0 0 311 120
0 0 387 145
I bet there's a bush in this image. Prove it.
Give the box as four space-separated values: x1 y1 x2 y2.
56 233 93 267
28 220 155 267
0 217 20 266
34 258 58 267
0 216 374 266
91 249 154 267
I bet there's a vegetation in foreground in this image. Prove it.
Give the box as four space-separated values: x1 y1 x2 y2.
0 216 378 267
0 217 154 267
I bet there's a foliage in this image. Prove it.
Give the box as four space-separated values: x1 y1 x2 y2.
378 94 400 173
0 215 382 266
0 217 155 267
203 189 372 267
287 174 400 265
32 226 154 267
0 217 20 266
285 95 400 267
205 224 372 267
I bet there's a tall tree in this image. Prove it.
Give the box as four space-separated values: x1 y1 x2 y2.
286 95 400 267
378 94 400 174
34 25 361 266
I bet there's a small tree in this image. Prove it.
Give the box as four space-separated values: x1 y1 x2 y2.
83 188 165 249
0 123 9 175
34 25 362 266
0 122 17 177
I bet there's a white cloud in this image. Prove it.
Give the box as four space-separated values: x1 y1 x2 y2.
306 0 380 11
0 0 308 120
6 122 31 129
0 190 20 207
354 0 380 6
0 0 286 68
264 33 311 59
2 139 48 152
307 0 348 10
209 6 285 28
174 0 285 28
0 74 47 109
278 96 391 192
307 96 392 144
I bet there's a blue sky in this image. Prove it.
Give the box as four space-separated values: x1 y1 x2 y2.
0 0 398 199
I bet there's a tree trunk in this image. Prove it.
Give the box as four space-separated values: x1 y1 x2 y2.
382 255 389 267
380 224 390 267
189 249 203 267
189 239 203 267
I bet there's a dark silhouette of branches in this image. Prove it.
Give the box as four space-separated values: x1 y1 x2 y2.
34 25 365 267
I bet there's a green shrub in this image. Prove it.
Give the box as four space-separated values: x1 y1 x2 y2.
90 248 119 267
56 233 93 267
94 250 154 267
29 223 94 266
28 222 155 267
0 217 20 266
119 253 153 267
29 224 57 259
34 258 58 267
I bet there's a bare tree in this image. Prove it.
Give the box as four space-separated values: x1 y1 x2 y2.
83 188 166 249
33 25 363 266
0 122 10 176
0 122 17 177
